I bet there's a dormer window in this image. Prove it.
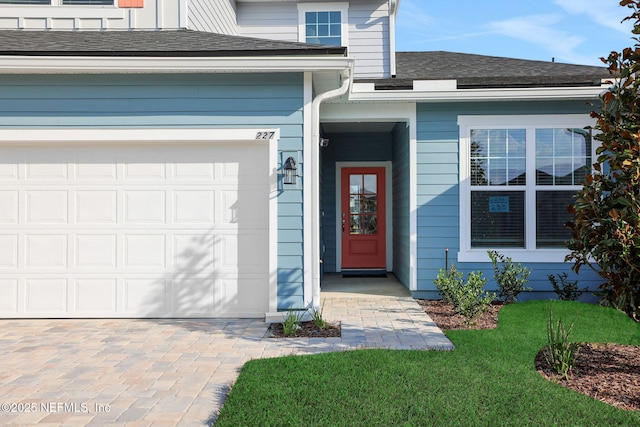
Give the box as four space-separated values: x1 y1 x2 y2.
305 11 341 46
298 2 349 47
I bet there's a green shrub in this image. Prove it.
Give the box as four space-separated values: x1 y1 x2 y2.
548 272 587 301
488 250 532 303
310 300 328 329
545 307 581 380
434 265 496 324
282 308 304 336
454 271 496 324
434 265 464 305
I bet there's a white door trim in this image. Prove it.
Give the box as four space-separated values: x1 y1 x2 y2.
335 161 392 271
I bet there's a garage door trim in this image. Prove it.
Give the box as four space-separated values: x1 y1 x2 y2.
0 128 279 318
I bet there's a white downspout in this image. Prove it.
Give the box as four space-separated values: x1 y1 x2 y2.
310 68 352 309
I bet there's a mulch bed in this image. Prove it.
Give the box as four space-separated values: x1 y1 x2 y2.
267 321 341 338
419 299 640 411
416 299 502 330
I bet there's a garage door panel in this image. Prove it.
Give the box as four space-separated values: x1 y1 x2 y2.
75 235 117 268
220 189 268 226
124 191 166 224
25 278 67 312
0 140 271 318
0 148 19 180
217 233 268 274
75 279 117 313
124 235 166 268
26 190 68 224
172 278 215 316
0 191 18 223
174 161 215 181
25 235 68 268
218 276 268 315
173 190 215 224
25 148 70 180
75 191 117 224
124 278 168 314
0 279 18 312
173 234 215 271
76 148 118 180
0 235 18 268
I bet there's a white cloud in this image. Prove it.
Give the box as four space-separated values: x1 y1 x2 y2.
554 0 631 33
486 14 595 64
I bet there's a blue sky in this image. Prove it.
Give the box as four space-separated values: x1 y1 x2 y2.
395 0 635 66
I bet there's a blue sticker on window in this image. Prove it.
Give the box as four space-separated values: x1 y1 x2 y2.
489 196 510 213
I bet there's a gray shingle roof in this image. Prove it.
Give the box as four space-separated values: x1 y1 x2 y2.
366 51 610 89
0 29 347 57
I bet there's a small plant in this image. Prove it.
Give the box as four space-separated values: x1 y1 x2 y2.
548 272 587 301
454 271 497 325
488 250 532 303
545 307 581 380
310 299 328 329
434 265 464 305
434 265 496 325
282 307 304 336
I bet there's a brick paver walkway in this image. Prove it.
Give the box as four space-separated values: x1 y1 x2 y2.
0 277 452 426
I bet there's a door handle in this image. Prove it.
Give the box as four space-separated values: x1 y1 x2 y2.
342 219 346 233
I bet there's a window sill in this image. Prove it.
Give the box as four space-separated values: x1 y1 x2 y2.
457 249 571 264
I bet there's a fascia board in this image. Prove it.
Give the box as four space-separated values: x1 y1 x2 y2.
349 86 606 102
0 55 354 74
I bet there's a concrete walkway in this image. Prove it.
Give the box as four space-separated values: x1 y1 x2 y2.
0 276 452 426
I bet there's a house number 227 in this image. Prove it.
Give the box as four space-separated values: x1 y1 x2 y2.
255 131 275 140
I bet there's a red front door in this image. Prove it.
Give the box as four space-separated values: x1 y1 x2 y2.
341 167 386 269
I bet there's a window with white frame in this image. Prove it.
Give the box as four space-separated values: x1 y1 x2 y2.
298 3 348 47
0 0 113 4
458 115 594 262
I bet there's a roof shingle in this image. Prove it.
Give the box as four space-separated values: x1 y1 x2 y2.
366 51 610 89
0 29 347 57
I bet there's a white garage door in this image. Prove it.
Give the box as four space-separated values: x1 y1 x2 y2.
0 135 274 318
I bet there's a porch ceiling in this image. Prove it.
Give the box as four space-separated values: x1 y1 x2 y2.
321 122 397 134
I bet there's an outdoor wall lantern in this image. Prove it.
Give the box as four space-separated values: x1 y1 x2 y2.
283 156 297 185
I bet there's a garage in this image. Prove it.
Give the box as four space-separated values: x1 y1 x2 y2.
0 128 278 318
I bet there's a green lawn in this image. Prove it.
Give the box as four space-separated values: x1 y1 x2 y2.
214 300 640 426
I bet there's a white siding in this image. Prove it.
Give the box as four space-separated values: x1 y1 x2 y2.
0 0 184 30
349 0 390 78
188 0 237 34
237 0 391 78
237 2 298 42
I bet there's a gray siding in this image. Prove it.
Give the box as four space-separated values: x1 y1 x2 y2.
349 0 391 78
237 0 391 78
237 2 299 42
391 122 410 287
320 132 393 273
188 0 237 34
415 101 602 298
0 0 182 30
0 72 305 310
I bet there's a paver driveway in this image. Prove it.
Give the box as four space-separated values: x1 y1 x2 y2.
0 277 452 426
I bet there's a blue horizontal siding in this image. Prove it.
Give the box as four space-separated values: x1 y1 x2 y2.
415 100 602 296
0 72 306 312
320 131 394 273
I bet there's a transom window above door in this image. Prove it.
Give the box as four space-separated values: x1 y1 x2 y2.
458 114 595 263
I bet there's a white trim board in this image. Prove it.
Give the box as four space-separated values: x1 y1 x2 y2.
0 127 280 318
457 114 595 263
